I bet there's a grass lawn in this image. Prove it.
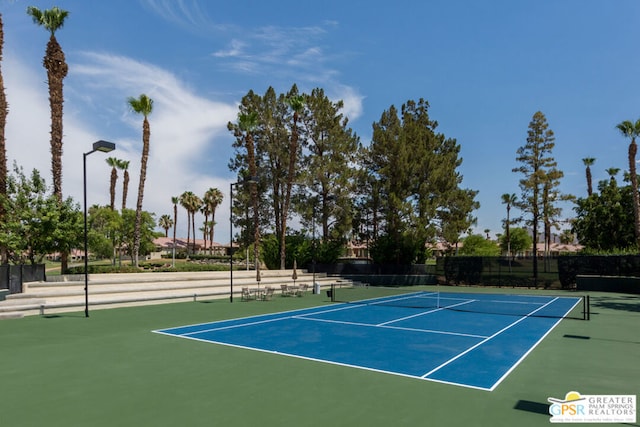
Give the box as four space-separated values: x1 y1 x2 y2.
1 289 638 427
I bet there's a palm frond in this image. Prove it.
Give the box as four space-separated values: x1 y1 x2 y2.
27 6 69 35
127 94 154 117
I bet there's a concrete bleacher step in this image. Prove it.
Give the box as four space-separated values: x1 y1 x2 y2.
0 311 25 319
0 298 47 317
1 269 345 318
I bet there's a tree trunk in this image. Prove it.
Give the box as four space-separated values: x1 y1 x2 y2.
110 168 117 210
0 16 8 264
122 170 129 210
45 36 68 273
629 140 640 249
133 118 150 267
280 114 299 270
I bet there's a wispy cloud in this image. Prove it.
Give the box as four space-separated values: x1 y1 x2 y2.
0 0 366 242
211 23 364 121
330 84 365 124
72 51 238 227
140 0 230 34
215 24 327 70
5 50 238 239
213 39 246 58
142 0 364 121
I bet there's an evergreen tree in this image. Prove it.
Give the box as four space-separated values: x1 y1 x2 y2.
512 111 569 283
228 100 261 271
459 234 500 256
298 87 359 242
87 205 123 262
229 86 359 269
0 164 82 265
367 99 477 263
499 227 533 257
572 173 635 251
120 208 157 263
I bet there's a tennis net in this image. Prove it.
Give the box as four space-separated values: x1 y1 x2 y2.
330 285 589 320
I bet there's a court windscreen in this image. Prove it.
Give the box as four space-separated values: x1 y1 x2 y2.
330 285 589 320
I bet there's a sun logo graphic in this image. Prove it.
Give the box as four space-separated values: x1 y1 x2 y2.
548 391 636 423
548 391 586 419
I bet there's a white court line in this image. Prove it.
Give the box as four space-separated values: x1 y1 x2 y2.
178 303 365 336
420 297 560 379
487 297 583 391
167 334 492 391
182 316 289 335
152 303 340 334
293 314 489 339
175 301 489 340
154 294 579 391
377 299 477 326
358 291 437 307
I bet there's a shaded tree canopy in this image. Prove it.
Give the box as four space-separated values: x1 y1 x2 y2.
572 176 636 252
0 164 82 264
366 98 478 263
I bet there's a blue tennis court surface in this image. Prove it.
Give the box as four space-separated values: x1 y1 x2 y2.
153 291 582 391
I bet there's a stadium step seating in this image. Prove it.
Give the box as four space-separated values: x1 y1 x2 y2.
0 269 341 318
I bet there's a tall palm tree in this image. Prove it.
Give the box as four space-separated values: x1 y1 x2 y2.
200 204 209 252
0 14 9 264
582 157 596 196
191 194 203 252
106 157 119 210
127 94 154 267
280 94 305 269
179 191 201 255
179 191 193 255
238 112 260 274
616 119 640 249
27 5 70 272
171 196 179 266
158 214 173 237
203 187 223 252
27 6 69 202
118 159 130 211
606 167 620 184
190 194 203 254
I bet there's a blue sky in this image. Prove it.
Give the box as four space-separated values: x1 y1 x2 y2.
3 0 640 244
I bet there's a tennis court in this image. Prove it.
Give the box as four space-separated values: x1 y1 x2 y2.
154 288 586 391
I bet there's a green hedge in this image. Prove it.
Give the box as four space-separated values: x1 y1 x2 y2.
65 262 231 274
558 255 640 288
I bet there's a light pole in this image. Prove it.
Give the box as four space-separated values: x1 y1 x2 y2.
229 177 257 302
84 140 115 318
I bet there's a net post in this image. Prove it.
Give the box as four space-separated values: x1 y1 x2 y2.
585 295 590 320
330 283 335 302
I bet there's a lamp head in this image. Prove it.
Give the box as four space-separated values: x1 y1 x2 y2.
93 140 116 153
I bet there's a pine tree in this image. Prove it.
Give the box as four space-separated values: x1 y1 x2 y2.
368 99 477 263
512 111 569 284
